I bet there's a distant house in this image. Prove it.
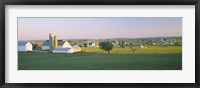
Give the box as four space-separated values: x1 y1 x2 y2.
82 41 97 47
18 42 33 51
124 44 143 49
42 40 71 50
148 38 173 45
52 48 74 53
112 40 120 47
175 42 182 46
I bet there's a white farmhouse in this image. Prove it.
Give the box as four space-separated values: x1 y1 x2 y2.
82 41 97 47
18 42 33 52
42 40 72 50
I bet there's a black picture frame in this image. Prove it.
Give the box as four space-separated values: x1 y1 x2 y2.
0 0 200 88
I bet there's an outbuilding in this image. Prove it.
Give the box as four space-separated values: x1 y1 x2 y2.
52 48 74 53
18 42 33 52
72 45 81 52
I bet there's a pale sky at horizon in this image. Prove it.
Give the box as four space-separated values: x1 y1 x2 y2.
18 17 182 40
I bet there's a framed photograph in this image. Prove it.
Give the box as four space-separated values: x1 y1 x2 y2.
0 0 199 88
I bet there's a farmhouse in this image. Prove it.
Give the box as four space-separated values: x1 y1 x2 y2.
82 41 97 47
112 40 120 47
18 42 33 52
42 40 72 51
124 44 143 49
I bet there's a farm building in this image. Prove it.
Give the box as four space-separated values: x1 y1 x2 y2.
112 40 120 47
72 45 81 52
82 41 98 47
124 44 143 49
148 38 173 45
52 48 74 53
175 42 182 46
52 45 81 53
42 40 72 50
43 33 82 53
18 42 33 52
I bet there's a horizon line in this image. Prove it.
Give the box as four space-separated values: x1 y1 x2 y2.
18 36 182 41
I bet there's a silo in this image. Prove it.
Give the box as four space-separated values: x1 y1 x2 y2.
54 36 58 48
49 33 54 51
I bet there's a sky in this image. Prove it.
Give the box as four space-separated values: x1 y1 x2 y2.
18 17 182 40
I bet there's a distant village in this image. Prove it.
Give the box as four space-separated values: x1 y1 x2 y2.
18 33 182 53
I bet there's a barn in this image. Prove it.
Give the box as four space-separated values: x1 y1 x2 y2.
42 40 71 50
72 45 81 52
52 48 74 53
18 42 33 52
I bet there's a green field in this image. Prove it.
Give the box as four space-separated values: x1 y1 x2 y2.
82 45 182 54
18 48 182 70
18 45 182 70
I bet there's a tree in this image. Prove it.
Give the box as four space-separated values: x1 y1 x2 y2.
130 47 137 54
119 41 125 48
31 42 42 50
83 43 87 47
121 41 125 48
99 41 113 54
33 44 41 51
119 42 122 47
74 42 77 45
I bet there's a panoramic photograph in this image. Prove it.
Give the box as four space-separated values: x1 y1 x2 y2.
18 17 182 70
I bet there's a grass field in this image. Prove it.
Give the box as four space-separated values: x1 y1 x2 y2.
18 52 182 70
81 45 182 54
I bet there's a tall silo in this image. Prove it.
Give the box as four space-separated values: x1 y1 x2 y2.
49 33 54 51
54 36 58 48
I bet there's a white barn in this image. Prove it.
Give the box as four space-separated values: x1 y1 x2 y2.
42 40 72 50
18 42 33 52
52 45 81 53
72 45 81 52
52 48 74 53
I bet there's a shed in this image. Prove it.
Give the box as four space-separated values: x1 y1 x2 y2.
18 42 33 51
